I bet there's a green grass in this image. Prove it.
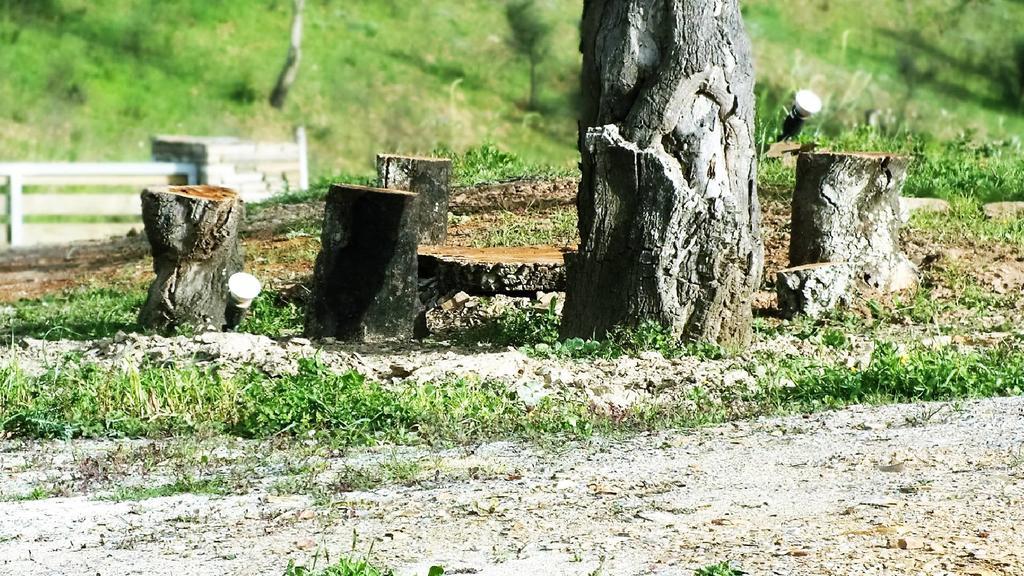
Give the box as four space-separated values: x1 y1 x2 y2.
0 485 55 502
3 0 1022 180
0 0 583 172
0 358 595 442
473 207 577 248
3 340 1022 443
1 286 144 341
762 342 1024 412
440 142 576 187
104 476 227 502
459 303 726 361
695 563 744 576
283 558 399 576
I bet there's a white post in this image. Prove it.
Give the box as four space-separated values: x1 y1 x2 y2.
8 172 24 247
296 125 309 191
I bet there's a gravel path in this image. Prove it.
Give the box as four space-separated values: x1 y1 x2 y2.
2 397 1022 576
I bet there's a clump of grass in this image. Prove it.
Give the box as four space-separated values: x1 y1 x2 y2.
0 358 594 443
695 563 745 576
436 143 577 187
460 304 724 361
1 286 145 341
474 208 578 248
284 557 393 576
0 485 55 502
237 291 304 338
104 476 228 502
762 342 1024 411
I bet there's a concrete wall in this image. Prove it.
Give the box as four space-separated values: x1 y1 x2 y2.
152 135 303 201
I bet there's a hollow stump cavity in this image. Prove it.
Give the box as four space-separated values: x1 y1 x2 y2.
138 185 245 332
305 184 420 342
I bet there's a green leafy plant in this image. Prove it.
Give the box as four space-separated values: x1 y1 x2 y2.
695 562 745 576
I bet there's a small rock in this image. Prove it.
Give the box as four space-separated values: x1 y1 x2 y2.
983 201 1024 221
297 509 316 521
294 537 317 550
899 197 950 222
878 461 907 473
441 291 472 312
888 536 926 550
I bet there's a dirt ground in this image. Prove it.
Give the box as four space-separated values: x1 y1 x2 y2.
1 397 1022 576
2 180 1024 575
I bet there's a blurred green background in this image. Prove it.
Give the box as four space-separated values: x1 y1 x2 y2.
1 0 1022 177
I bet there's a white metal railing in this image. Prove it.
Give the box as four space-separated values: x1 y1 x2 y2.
0 162 198 247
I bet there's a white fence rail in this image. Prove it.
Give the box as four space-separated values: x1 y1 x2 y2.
0 162 198 247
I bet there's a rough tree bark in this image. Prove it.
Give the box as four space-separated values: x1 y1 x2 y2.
269 0 305 109
305 184 420 342
776 262 855 319
376 154 452 245
562 0 762 346
138 186 245 332
791 152 917 292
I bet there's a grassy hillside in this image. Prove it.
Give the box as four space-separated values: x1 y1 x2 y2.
1 0 1022 178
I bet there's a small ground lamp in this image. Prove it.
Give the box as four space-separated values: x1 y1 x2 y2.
224 272 263 331
777 89 823 142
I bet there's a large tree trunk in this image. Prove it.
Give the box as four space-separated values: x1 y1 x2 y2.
562 0 762 346
138 186 245 332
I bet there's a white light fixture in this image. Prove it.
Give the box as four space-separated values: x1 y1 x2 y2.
777 89 823 142
793 89 823 119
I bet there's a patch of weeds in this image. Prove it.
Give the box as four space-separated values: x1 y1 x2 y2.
910 195 1024 249
459 303 560 348
473 208 578 248
272 458 424 504
104 476 228 502
821 328 850 349
436 143 576 187
761 342 1024 412
0 358 594 442
462 304 725 361
695 562 745 576
0 485 54 502
1 286 145 341
238 291 304 338
284 556 393 576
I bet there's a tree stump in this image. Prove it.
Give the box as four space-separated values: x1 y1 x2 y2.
791 152 917 292
376 154 452 245
562 0 762 346
138 185 245 332
777 262 856 319
305 184 420 342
